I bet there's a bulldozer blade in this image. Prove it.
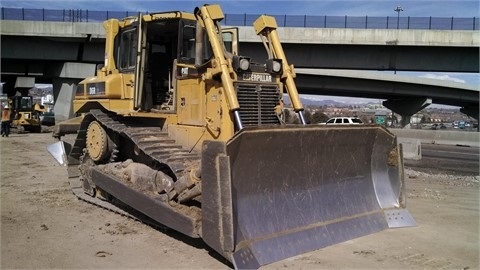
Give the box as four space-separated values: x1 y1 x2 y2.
202 125 415 269
47 140 71 166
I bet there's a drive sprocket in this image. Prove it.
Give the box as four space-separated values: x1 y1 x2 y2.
86 120 109 162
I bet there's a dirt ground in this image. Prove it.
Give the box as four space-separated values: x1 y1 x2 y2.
1 132 479 269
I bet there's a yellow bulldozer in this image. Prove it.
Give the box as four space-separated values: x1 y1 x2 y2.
10 95 46 133
48 4 415 269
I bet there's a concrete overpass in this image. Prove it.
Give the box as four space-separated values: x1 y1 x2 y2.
1 20 479 123
1 20 478 74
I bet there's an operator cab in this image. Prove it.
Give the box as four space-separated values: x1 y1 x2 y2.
11 96 33 112
117 15 230 113
116 17 194 112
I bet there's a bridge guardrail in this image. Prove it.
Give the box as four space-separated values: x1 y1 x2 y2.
1 7 478 30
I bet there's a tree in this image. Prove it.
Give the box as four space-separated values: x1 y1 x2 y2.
304 110 313 124
283 109 299 124
421 115 431 123
311 111 329 124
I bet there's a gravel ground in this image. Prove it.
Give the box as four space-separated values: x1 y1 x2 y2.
1 132 478 269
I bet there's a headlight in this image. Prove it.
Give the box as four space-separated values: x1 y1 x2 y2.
233 56 250 71
239 58 250 71
272 61 281 72
266 59 282 73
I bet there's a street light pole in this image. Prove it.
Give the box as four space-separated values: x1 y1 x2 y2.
393 6 403 74
394 6 403 29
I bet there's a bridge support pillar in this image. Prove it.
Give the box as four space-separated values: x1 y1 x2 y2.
460 105 479 121
13 76 35 96
460 105 480 132
14 76 35 88
383 97 432 128
52 78 79 123
51 62 96 123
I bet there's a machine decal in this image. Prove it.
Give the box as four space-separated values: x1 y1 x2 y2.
86 83 106 96
241 72 273 83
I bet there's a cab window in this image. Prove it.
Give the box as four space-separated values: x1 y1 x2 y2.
118 28 138 71
222 32 233 53
178 23 196 64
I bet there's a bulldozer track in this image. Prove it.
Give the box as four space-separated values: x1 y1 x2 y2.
67 109 201 230
91 110 200 172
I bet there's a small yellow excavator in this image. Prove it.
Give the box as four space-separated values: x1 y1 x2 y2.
48 4 415 269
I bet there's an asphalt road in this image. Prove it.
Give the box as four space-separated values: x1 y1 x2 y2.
404 143 479 176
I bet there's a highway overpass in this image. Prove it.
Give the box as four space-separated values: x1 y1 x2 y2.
1 20 478 73
294 69 479 123
1 19 479 123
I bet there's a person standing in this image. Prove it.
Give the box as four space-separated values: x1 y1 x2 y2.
1 106 12 137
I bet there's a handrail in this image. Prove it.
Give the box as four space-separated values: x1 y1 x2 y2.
1 7 478 30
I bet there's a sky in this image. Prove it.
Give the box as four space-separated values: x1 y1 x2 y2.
1 0 479 17
1 0 479 106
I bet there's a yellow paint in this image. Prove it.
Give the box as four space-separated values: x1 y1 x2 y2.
70 5 286 149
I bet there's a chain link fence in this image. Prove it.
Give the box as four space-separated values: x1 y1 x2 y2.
1 7 478 30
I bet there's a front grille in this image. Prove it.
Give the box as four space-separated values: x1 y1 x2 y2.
236 83 281 126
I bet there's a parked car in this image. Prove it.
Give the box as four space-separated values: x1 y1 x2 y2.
322 117 363 125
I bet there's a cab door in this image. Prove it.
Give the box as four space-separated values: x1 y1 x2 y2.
115 16 145 110
175 25 239 126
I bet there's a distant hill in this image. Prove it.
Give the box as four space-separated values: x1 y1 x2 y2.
28 86 53 98
283 95 374 107
302 98 346 107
